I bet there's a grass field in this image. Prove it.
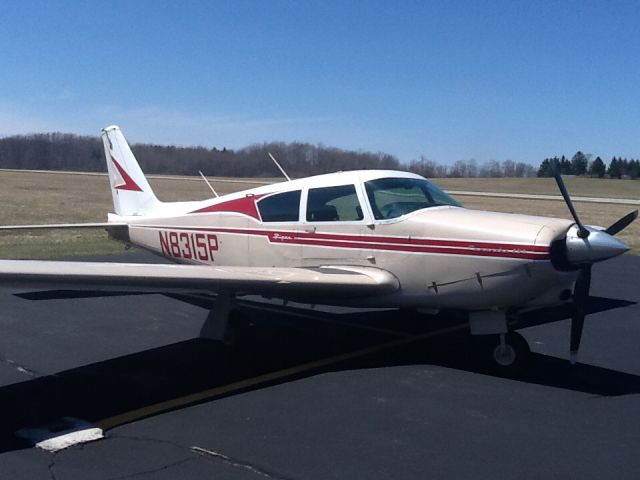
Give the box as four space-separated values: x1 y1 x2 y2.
0 170 638 258
437 177 640 199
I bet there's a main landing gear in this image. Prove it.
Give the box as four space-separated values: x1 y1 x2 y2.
199 291 247 345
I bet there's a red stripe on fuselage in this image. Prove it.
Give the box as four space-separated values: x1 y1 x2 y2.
137 225 550 260
189 195 266 219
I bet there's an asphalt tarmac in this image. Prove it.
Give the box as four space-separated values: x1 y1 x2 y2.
0 252 638 479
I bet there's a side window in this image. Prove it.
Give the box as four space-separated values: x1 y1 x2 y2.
258 190 301 222
306 185 364 222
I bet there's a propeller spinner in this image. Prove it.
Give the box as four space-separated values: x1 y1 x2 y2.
551 161 637 364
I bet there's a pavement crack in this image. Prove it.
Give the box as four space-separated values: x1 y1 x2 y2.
108 434 294 479
106 457 193 480
0 353 38 377
191 445 295 480
47 451 59 480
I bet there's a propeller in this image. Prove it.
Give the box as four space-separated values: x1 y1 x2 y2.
551 161 636 364
569 265 591 364
551 161 590 238
605 209 638 236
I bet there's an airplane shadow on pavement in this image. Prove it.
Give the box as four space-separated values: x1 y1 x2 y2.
0 300 638 453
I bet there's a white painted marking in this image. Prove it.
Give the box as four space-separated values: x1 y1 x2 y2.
35 428 104 452
16 417 104 452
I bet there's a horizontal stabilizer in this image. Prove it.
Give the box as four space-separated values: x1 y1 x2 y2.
0 222 127 231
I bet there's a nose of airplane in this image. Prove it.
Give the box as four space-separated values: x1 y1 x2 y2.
564 225 630 264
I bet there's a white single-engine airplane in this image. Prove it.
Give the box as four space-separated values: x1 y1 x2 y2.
0 126 637 369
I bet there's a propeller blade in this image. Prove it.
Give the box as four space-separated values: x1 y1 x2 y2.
570 265 592 364
551 161 590 238
605 210 638 236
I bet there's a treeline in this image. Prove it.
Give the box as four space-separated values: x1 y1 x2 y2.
537 151 640 179
0 133 105 172
4 132 616 180
0 133 400 177
408 156 535 178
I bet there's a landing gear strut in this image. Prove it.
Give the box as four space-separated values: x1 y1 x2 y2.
200 291 238 344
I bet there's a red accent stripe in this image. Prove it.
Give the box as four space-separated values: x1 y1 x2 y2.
267 231 549 260
111 155 143 192
137 225 550 260
189 195 265 219
276 230 550 252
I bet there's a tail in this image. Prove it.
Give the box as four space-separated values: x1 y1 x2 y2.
101 125 160 216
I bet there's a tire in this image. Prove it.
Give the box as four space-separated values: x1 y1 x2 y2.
490 332 531 375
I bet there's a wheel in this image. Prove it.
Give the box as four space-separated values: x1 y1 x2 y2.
490 332 531 374
493 342 517 367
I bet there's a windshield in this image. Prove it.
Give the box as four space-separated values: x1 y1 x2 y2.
364 177 462 220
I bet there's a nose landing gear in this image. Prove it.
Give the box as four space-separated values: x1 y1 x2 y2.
488 331 531 374
493 335 517 367
468 310 531 374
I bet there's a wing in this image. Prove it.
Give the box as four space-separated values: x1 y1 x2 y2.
0 260 399 302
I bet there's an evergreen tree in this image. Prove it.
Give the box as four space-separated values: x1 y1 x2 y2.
588 156 606 178
629 159 640 179
537 158 553 177
570 151 588 175
619 158 630 177
608 157 622 178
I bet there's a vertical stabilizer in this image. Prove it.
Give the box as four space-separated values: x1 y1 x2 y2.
101 125 160 216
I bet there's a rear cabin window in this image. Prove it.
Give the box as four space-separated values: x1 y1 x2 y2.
306 184 364 222
258 190 301 222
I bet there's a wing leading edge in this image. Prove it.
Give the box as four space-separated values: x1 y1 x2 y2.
0 260 399 301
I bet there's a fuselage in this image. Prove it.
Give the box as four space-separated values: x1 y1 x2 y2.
111 170 577 310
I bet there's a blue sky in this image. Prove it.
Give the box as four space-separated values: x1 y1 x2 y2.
1 0 639 165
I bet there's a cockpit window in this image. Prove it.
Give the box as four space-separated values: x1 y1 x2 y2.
364 177 461 220
258 190 301 222
307 184 364 222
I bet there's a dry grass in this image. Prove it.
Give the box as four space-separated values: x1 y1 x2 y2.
0 171 262 258
0 170 638 258
437 177 640 199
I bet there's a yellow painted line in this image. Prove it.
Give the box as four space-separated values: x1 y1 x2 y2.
96 322 466 431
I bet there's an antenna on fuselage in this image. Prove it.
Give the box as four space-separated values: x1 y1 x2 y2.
198 171 219 198
268 152 291 181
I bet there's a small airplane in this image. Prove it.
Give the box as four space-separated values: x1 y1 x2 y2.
0 126 637 370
